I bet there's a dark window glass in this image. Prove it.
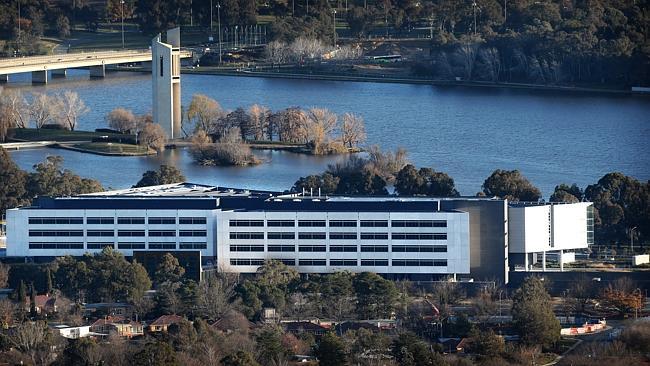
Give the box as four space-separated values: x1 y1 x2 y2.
179 217 206 225
360 220 388 227
360 245 388 252
267 232 295 240
329 232 358 240
87 230 114 237
148 217 176 225
298 259 326 266
298 245 326 252
118 230 145 237
298 232 327 240
229 220 264 227
149 230 176 237
268 245 295 252
229 232 263 240
87 243 115 249
330 260 357 266
267 220 295 227
360 260 388 266
330 245 357 252
117 217 145 225
360 233 389 240
87 217 115 225
329 220 357 227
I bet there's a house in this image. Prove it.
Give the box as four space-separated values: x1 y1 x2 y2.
90 316 143 338
212 310 256 334
283 321 329 337
439 338 470 353
147 314 184 333
82 303 132 318
51 324 92 339
24 294 57 314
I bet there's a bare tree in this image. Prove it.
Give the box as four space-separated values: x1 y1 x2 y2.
29 93 55 129
0 299 16 328
186 94 224 135
277 107 308 143
477 47 501 82
304 107 338 153
106 107 137 133
197 273 238 321
139 122 167 152
0 262 8 288
0 89 29 129
454 40 480 81
8 321 52 365
366 145 409 182
266 40 288 64
54 91 89 130
340 112 366 148
248 104 270 141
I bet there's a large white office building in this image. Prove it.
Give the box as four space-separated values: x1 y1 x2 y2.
5 183 593 283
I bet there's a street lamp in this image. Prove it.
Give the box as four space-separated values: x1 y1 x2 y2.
630 226 638 254
210 0 213 34
120 0 125 49
332 9 337 47
217 3 222 64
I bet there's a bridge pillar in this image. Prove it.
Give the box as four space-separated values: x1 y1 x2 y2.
31 70 48 84
0 74 7 83
89 65 105 78
52 69 67 78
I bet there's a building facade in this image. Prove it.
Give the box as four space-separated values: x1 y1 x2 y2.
5 183 593 283
152 27 182 139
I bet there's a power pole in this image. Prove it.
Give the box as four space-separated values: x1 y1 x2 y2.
217 3 222 64
121 0 125 49
472 1 478 35
332 9 337 47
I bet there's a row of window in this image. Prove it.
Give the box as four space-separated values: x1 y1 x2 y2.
230 232 448 240
229 244 447 252
230 258 448 267
29 217 207 225
28 242 208 250
29 230 206 237
228 219 447 228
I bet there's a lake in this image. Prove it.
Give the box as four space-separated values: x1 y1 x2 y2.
5 70 650 196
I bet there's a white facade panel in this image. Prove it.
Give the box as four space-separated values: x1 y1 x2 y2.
551 203 590 251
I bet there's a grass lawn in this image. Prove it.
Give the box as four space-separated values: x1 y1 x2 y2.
9 128 127 142
72 142 152 155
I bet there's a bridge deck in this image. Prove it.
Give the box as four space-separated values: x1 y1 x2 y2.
0 49 192 75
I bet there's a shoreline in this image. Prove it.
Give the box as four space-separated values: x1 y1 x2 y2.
111 65 650 96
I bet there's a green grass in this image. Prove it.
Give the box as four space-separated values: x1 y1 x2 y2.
72 142 151 155
9 128 126 142
65 29 209 51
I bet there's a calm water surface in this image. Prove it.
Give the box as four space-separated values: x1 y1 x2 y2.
6 70 650 196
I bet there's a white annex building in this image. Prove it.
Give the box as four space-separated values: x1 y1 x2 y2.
5 183 594 284
152 27 182 139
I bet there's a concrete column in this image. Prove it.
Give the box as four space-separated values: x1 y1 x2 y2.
559 250 564 272
542 251 546 271
51 69 67 78
89 65 106 78
32 70 48 84
0 74 8 83
525 253 529 271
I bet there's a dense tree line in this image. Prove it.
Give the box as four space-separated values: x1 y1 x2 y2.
0 148 103 218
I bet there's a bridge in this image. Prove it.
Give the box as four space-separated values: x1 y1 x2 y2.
0 49 193 84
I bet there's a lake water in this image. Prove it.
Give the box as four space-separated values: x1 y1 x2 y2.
5 70 650 196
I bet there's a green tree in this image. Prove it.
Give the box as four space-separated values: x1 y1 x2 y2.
0 147 28 216
482 169 541 201
14 280 27 304
321 271 355 321
584 172 649 244
135 0 188 34
291 173 340 194
45 268 53 295
353 272 398 319
222 351 260 366
26 156 103 198
133 164 186 187
130 341 179 366
235 280 263 319
154 253 186 286
511 277 560 347
86 247 152 303
391 332 445 366
550 183 583 203
29 282 36 317
256 325 287 364
395 165 459 197
468 328 505 358
316 332 347 366
54 256 91 301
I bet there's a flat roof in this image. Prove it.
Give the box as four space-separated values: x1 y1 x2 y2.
17 182 583 213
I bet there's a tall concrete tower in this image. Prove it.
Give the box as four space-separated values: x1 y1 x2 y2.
152 28 182 139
